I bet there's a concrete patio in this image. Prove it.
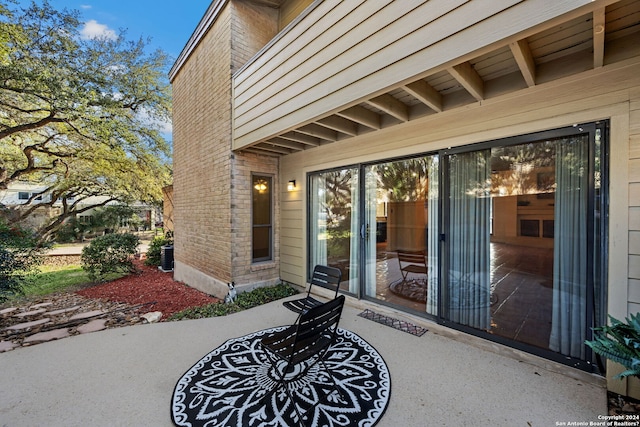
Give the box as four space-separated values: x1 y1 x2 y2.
0 294 606 426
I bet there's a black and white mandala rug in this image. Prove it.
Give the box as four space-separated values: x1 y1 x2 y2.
171 327 391 427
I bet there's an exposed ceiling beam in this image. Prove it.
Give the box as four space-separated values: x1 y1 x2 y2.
316 116 359 136
279 131 321 146
243 147 281 157
367 94 409 122
337 105 381 129
266 137 306 151
593 7 606 68
254 143 291 155
297 123 338 141
402 80 443 112
448 62 484 101
509 39 536 87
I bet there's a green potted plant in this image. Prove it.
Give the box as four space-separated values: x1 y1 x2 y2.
586 313 640 379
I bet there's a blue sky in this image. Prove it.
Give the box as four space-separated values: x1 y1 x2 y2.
15 1 210 62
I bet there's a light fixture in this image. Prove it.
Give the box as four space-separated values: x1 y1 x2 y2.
287 180 296 191
254 179 268 193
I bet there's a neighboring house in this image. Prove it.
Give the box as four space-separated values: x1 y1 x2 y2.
0 182 157 231
169 0 640 398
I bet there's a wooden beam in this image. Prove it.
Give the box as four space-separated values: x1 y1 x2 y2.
253 143 292 155
242 147 281 157
593 7 606 68
297 123 338 141
279 131 320 146
509 39 536 87
367 94 409 122
402 80 443 112
337 105 381 129
316 116 359 136
266 137 306 151
448 62 484 101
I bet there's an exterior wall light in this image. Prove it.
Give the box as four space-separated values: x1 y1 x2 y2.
287 180 296 191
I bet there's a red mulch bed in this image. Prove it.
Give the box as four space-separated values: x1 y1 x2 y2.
76 261 219 319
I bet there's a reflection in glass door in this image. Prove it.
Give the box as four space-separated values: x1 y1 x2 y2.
363 156 439 315
443 125 603 363
309 168 359 294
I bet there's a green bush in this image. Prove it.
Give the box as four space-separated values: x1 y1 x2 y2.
81 233 140 282
167 283 298 321
0 219 45 302
144 234 173 266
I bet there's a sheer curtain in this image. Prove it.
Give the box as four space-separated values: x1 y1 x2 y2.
447 150 491 330
309 175 327 269
549 136 588 359
365 168 378 298
427 155 439 316
348 171 360 294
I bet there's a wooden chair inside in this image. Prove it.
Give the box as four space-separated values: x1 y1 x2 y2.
397 250 428 282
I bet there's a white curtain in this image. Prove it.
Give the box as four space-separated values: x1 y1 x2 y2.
309 175 327 269
348 170 360 294
549 136 588 359
447 151 491 330
365 168 378 298
427 155 439 316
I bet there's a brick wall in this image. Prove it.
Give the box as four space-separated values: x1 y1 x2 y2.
171 1 280 296
172 5 233 296
231 151 280 287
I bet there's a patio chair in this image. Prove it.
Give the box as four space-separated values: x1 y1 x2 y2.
397 250 428 282
282 265 342 314
260 295 346 426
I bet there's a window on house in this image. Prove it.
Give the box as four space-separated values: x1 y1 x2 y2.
252 174 272 262
18 192 29 200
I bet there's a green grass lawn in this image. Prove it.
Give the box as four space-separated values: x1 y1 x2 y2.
21 264 91 297
20 264 124 298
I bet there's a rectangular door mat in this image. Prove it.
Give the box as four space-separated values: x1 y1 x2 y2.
358 309 428 336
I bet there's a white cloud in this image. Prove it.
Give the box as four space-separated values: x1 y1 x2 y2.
80 19 117 41
80 5 92 10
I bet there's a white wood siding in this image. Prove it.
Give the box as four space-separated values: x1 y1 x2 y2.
233 0 599 150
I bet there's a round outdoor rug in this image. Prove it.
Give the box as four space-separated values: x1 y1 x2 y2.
388 279 427 302
172 327 391 427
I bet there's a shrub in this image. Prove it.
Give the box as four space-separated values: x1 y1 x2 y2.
0 219 45 302
167 283 298 321
586 313 640 379
81 233 140 281
144 233 174 266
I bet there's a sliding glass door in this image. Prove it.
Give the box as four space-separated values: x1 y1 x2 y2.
309 168 359 294
442 123 605 365
307 122 606 368
362 156 439 315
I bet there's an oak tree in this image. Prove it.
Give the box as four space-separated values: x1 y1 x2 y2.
0 1 172 240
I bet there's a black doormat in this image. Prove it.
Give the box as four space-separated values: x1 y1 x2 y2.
172 327 391 427
358 309 428 337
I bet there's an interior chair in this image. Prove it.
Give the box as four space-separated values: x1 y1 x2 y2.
260 295 346 426
396 250 428 282
282 265 342 314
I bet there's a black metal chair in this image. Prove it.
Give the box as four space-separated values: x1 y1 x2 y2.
282 265 342 314
260 295 346 426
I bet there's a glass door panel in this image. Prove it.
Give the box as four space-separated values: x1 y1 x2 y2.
309 168 359 294
363 156 438 315
445 129 598 361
